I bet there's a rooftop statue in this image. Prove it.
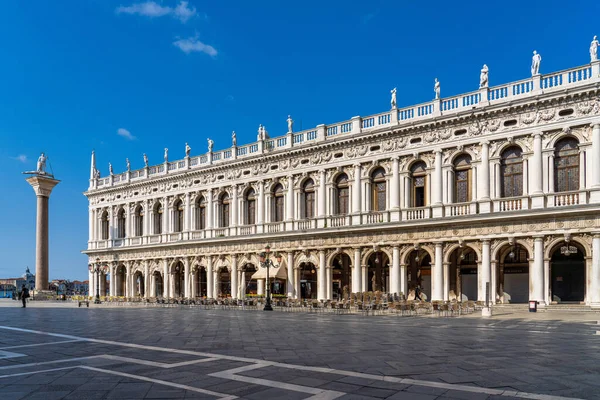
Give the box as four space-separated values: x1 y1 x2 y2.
185 143 191 157
109 162 113 175
208 138 214 152
390 88 397 109
531 50 541 76
143 153 148 167
232 131 237 146
287 115 293 133
479 64 489 88
257 124 265 141
164 148 168 163
591 35 599 62
36 153 47 174
434 78 440 99
126 158 130 172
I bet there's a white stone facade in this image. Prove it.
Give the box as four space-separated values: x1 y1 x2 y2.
84 49 600 307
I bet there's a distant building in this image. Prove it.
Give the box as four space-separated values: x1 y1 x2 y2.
72 280 89 295
0 267 35 293
0 284 16 298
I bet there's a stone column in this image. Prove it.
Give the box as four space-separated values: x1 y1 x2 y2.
183 257 190 298
391 246 400 295
362 265 368 293
478 240 491 303
326 267 332 300
590 234 600 306
206 190 213 231
163 259 169 298
353 248 361 293
443 262 450 301
531 236 545 304
286 175 294 230
400 263 407 297
390 157 400 221
257 181 265 233
231 185 238 228
231 255 238 299
207 257 214 298
352 164 361 225
318 170 326 228
432 150 443 217
26 175 60 291
479 142 491 213
531 133 544 208
125 263 132 297
257 279 265 296
287 252 295 298
184 193 191 232
591 124 600 203
318 250 326 300
144 260 150 298
432 243 444 301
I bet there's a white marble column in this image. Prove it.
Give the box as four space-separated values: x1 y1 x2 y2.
231 185 238 228
531 133 544 208
352 164 361 224
286 176 294 221
257 279 265 296
590 234 600 306
362 265 368 293
391 246 400 295
287 252 295 298
479 142 491 213
400 264 407 297
531 236 545 304
326 267 332 300
257 181 265 232
206 191 213 230
353 248 361 293
88 269 93 297
184 193 191 232
443 262 450 301
125 263 131 297
591 124 600 190
163 259 169 298
144 260 149 298
432 243 443 301
432 150 443 216
318 170 326 218
183 257 190 298
318 250 326 300
231 255 238 299
478 240 491 303
162 196 169 235
207 257 214 298
390 157 400 221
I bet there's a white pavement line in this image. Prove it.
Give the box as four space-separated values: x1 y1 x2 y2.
0 339 83 350
99 354 221 369
80 366 237 400
0 325 581 400
0 350 25 359
0 366 76 379
0 356 98 370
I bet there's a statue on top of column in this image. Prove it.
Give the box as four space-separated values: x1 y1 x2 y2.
434 78 440 99
531 50 541 76
143 153 148 167
232 131 237 146
36 153 47 174
590 36 599 62
390 87 397 109
109 162 113 175
207 138 214 152
126 158 130 172
257 124 265 140
185 143 191 157
287 115 293 133
479 64 489 88
164 148 168 163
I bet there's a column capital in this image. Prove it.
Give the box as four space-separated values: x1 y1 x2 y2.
590 122 600 129
479 140 490 147
481 239 491 245
353 162 361 168
532 132 543 138
434 148 443 154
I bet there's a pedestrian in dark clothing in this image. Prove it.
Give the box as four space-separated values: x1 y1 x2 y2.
415 285 423 301
20 287 29 308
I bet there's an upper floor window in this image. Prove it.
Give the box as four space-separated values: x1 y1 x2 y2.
219 193 230 228
501 147 523 198
554 137 579 192
454 154 472 203
410 161 427 207
245 189 256 225
173 199 184 232
302 179 315 219
335 174 349 215
153 202 163 234
195 196 206 230
134 205 144 237
101 210 109 240
371 168 386 212
273 184 284 222
116 208 126 239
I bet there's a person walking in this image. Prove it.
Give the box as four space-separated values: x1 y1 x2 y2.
415 285 423 301
20 286 30 308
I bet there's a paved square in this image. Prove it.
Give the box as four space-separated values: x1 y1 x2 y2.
0 303 599 399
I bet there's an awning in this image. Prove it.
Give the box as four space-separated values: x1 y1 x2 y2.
251 264 288 280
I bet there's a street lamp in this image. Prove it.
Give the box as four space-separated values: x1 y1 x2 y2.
258 245 282 311
88 257 105 304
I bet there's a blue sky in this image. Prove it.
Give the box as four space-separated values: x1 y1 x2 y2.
0 0 596 281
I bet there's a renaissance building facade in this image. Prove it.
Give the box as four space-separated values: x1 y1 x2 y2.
84 40 600 307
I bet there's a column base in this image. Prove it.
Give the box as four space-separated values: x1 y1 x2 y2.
481 307 492 317
478 200 491 214
32 290 58 301
390 209 400 222
351 214 361 225
431 204 443 218
530 194 545 209
589 188 600 204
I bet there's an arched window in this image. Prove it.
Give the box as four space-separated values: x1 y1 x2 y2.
245 189 256 225
173 199 184 232
555 138 580 192
454 154 472 203
220 193 230 227
101 210 109 240
501 147 523 198
273 184 284 222
410 161 427 207
116 208 126 239
335 174 349 215
134 205 144 237
195 196 206 230
302 179 315 219
371 168 386 211
153 202 163 234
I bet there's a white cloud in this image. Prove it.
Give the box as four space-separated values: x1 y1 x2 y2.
117 128 136 140
173 36 217 56
11 154 27 163
116 1 196 23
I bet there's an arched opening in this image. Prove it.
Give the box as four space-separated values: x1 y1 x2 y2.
195 196 206 230
152 271 163 297
301 179 315 219
116 208 126 239
241 264 257 297
134 205 144 237
331 253 352 300
173 199 184 232
215 267 230 297
371 168 386 211
334 174 349 215
133 271 145 297
410 161 427 207
153 202 163 234
171 262 185 298
101 210 109 240
554 137 580 193
219 194 230 227
367 252 390 292
193 266 206 298
299 263 317 300
453 154 472 203
407 249 431 300
498 243 529 303
245 188 256 225
116 265 126 296
550 242 585 303
451 247 478 301
500 147 523 198
272 184 285 222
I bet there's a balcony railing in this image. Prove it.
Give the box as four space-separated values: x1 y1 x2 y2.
493 196 528 212
445 202 477 217
328 215 350 227
548 190 587 207
402 206 431 221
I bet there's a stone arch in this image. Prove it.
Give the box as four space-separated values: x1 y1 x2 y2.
294 251 319 269
443 243 482 263
326 248 354 266
361 247 393 266
214 256 232 272
363 162 390 178
400 244 435 265
238 253 260 269
495 142 524 159
404 158 431 173
491 239 534 261
544 236 591 259
445 149 478 165
329 170 349 185
168 258 184 273
544 128 586 150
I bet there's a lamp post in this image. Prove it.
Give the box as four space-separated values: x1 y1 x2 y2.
88 257 104 304
258 245 282 311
